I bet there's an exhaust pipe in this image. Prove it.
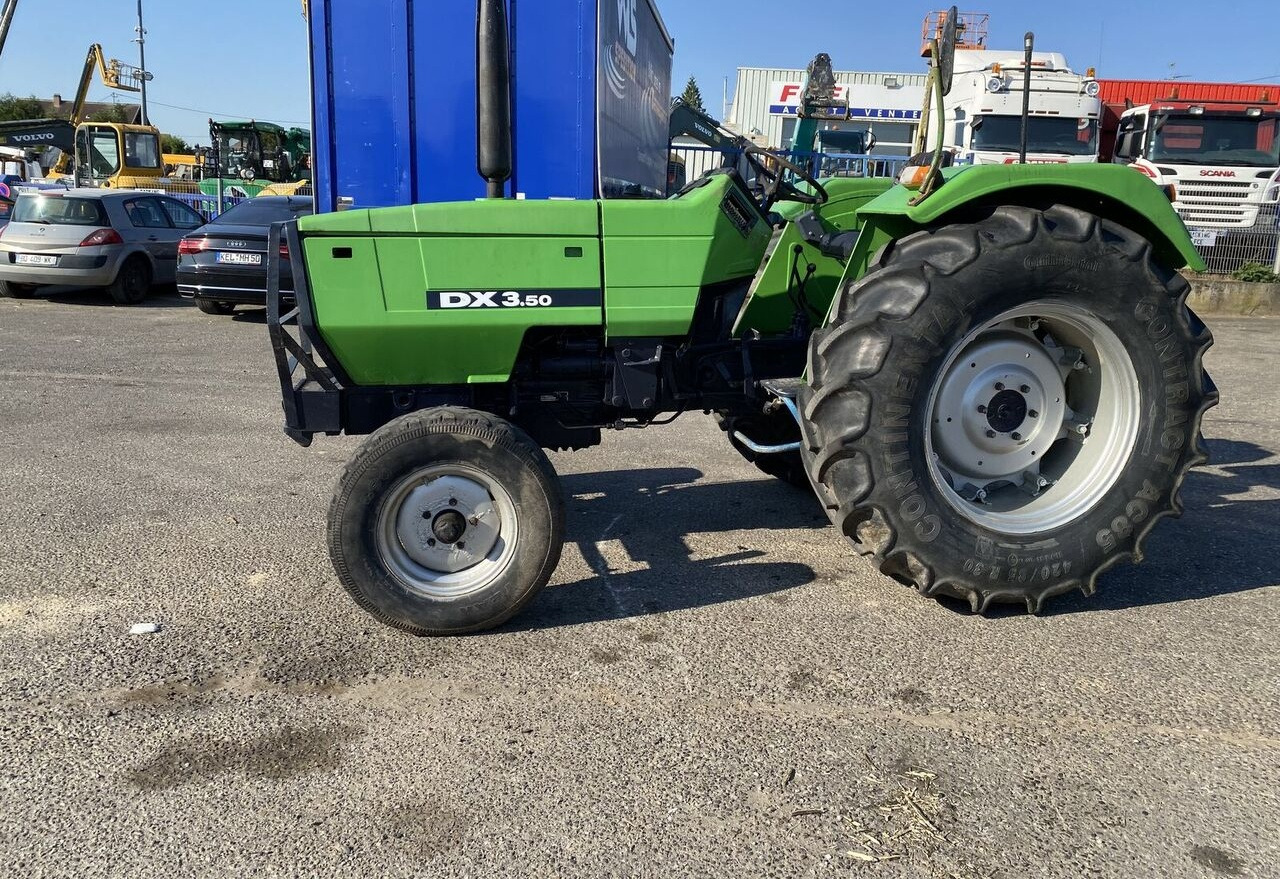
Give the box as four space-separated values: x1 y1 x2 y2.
477 0 513 198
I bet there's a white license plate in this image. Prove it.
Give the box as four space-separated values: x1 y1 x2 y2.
1189 230 1219 248
15 253 57 266
215 251 262 266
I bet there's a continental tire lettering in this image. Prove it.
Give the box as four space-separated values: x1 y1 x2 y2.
914 516 940 543
884 402 911 432
901 496 926 521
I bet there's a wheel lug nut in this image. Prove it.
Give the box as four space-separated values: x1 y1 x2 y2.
427 538 437 547
1028 409 1039 418
421 511 430 519
985 429 997 438
977 405 987 414
994 382 1005 391
448 498 458 507
469 516 479 526
456 541 466 549
1019 384 1031 394
1011 432 1022 441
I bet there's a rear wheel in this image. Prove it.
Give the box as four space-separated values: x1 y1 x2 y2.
196 299 236 315
801 205 1217 612
108 256 151 305
0 281 37 299
328 407 565 635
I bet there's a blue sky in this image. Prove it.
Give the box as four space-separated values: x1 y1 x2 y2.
1 1 1277 143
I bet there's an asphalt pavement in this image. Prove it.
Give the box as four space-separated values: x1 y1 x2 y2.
1 288 1277 878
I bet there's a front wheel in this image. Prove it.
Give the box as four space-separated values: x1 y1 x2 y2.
328 407 565 634
801 205 1218 612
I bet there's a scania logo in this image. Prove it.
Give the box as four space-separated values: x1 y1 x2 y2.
1200 169 1237 177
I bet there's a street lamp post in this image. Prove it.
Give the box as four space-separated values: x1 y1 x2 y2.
135 0 148 126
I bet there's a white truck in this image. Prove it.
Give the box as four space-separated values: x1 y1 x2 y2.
942 49 1102 165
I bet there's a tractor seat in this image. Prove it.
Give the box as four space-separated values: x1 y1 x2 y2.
793 210 860 262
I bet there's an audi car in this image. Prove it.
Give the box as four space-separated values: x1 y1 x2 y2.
176 196 312 315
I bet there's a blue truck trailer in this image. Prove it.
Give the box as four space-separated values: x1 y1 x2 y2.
305 0 673 212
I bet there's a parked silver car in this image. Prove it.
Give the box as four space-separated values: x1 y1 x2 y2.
0 189 206 304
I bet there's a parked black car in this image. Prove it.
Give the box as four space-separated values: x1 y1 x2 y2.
177 196 312 315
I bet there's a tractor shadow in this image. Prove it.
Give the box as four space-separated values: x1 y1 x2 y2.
511 467 824 629
1048 438 1280 614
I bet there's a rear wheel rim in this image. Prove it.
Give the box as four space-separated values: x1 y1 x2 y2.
123 262 147 298
924 300 1140 535
374 463 519 599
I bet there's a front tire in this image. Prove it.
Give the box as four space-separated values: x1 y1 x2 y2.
328 407 565 635
801 205 1217 612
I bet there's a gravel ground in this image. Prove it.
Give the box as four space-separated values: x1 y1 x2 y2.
0 289 1276 879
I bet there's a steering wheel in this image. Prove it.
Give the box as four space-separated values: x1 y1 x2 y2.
742 144 829 212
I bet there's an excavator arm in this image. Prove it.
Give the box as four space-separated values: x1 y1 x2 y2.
46 44 144 176
0 118 75 154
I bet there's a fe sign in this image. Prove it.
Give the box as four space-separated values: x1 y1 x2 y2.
768 81 922 120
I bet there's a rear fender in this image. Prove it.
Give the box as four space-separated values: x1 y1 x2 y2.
848 164 1204 297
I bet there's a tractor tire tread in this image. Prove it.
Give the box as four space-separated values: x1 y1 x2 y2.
327 406 564 635
800 205 1217 613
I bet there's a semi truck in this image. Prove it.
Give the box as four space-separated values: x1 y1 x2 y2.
922 13 1102 165
1099 80 1280 250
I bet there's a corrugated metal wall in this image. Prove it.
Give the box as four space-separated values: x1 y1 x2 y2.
1098 80 1280 106
729 67 929 149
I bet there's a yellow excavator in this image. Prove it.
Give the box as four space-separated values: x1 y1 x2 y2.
0 42 164 187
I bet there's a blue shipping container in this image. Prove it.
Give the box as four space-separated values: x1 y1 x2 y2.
307 0 673 212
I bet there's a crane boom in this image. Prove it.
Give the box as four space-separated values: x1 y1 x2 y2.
48 44 146 176
0 0 18 63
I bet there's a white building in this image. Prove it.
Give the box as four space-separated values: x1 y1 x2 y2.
727 67 928 157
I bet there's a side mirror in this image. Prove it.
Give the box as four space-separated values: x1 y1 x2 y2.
938 5 958 97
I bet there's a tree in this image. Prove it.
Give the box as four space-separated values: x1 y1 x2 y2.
0 94 45 122
679 76 705 113
161 133 191 154
88 103 131 124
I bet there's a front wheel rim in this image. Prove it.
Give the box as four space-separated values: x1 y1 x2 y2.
924 301 1141 535
374 463 519 599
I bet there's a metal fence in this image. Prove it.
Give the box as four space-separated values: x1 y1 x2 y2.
1185 206 1280 276
670 145 910 185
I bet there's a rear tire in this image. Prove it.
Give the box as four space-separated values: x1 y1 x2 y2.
196 299 236 315
108 256 151 305
328 406 565 635
800 205 1217 612
0 281 37 299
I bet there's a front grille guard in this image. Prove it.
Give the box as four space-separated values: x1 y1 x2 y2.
266 220 344 446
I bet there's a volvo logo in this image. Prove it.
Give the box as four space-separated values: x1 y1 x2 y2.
6 133 54 143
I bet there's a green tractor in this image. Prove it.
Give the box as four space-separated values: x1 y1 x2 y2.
206 119 311 196
268 10 1215 634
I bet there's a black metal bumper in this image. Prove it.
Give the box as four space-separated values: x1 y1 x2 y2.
266 221 343 446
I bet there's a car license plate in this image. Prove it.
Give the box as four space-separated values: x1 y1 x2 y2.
1189 230 1219 248
15 253 57 266
215 251 262 266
